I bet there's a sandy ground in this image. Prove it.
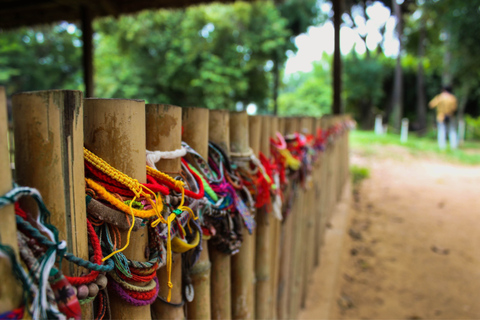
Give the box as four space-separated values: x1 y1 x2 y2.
300 146 480 319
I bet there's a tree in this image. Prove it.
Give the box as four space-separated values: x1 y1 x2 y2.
94 2 292 111
0 23 83 95
278 57 332 116
425 0 480 116
344 52 390 128
274 0 321 115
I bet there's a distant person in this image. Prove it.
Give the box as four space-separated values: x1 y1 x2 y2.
429 85 458 149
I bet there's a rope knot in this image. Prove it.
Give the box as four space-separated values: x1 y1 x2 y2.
167 282 173 289
174 180 184 190
57 240 67 251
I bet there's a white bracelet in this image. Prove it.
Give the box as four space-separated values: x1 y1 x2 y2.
146 147 187 169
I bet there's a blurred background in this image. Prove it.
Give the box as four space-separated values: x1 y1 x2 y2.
2 1 480 318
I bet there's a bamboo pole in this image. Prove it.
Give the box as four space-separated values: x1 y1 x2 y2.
248 116 261 155
326 117 336 222
278 118 286 136
341 116 346 197
147 104 185 320
182 107 211 320
207 110 232 320
248 115 261 314
269 116 281 320
12 90 91 317
276 117 294 320
345 116 351 188
299 117 316 309
336 116 342 194
84 98 149 320
320 117 330 223
333 117 341 201
285 117 304 319
322 117 332 223
0 87 22 314
248 115 261 320
314 118 324 267
253 115 272 319
293 117 307 318
229 114 257 320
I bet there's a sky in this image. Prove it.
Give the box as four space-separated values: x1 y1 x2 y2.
284 1 398 75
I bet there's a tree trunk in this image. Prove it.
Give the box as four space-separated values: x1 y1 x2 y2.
273 55 279 115
332 0 343 115
389 0 403 130
442 32 452 86
359 99 372 129
416 18 427 133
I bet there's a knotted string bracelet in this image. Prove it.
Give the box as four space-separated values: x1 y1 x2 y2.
85 147 200 302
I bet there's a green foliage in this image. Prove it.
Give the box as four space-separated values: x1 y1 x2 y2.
95 2 291 110
278 57 332 116
0 24 83 95
350 165 370 186
0 0 321 113
343 53 391 121
424 0 480 103
465 115 480 140
277 0 325 36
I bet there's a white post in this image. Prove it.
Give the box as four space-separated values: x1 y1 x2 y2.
400 118 409 143
458 118 465 145
374 115 383 135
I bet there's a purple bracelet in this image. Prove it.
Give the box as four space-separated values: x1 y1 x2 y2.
109 276 159 306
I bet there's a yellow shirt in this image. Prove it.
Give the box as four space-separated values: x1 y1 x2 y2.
429 92 457 122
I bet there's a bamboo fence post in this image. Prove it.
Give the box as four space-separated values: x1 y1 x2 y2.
342 115 348 189
339 116 345 191
0 87 22 314
337 117 342 200
276 117 294 320
336 117 342 201
314 118 324 267
324 116 333 221
230 114 259 320
208 110 232 320
278 118 285 136
247 116 261 318
147 104 185 320
84 98 149 320
321 117 331 222
334 117 341 201
268 116 281 320
182 107 211 320
294 117 307 318
343 115 350 188
299 117 316 309
342 115 348 190
298 117 310 309
345 116 351 187
252 115 272 319
12 90 91 317
285 117 304 319
337 116 343 192
328 117 336 220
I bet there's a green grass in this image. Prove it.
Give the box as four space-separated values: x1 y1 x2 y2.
351 165 370 186
350 130 480 165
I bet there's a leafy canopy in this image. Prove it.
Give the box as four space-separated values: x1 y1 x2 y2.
95 2 291 110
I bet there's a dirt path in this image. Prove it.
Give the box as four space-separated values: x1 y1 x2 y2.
302 146 480 319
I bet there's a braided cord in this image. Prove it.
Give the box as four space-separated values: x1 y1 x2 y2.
15 215 113 274
84 148 144 198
